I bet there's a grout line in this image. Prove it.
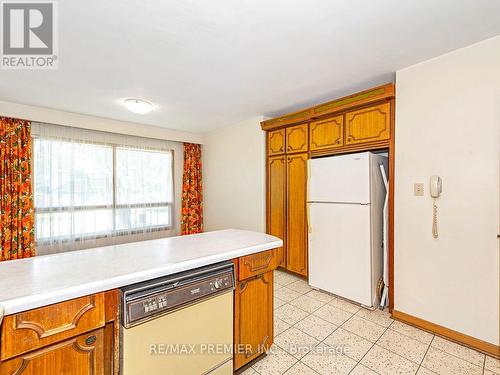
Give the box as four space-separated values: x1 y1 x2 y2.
428 339 486 369
389 321 435 345
345 321 392 375
416 334 435 374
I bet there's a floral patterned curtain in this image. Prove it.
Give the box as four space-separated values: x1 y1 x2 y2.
0 117 35 261
181 143 203 235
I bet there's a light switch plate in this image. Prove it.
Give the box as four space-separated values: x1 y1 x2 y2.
414 183 424 196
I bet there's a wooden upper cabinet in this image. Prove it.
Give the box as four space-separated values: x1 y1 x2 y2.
1 293 105 361
345 103 391 145
267 155 286 267
286 153 308 277
0 328 105 375
285 124 308 154
267 129 285 156
309 115 344 151
234 271 273 369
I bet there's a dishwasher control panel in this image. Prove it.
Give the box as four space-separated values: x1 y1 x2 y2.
121 262 235 327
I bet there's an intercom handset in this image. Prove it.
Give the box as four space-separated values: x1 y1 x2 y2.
430 175 442 238
430 175 442 198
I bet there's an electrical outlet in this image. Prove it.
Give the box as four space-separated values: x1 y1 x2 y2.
414 183 424 196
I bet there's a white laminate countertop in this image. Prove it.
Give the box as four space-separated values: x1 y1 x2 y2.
0 229 282 315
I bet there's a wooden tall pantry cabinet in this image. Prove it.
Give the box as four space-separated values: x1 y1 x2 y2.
261 84 395 295
266 125 309 276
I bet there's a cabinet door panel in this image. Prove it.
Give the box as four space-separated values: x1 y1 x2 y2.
286 153 308 276
268 129 285 156
268 156 286 267
285 124 308 153
0 328 105 375
1 294 105 360
234 271 273 369
310 115 344 151
345 103 391 145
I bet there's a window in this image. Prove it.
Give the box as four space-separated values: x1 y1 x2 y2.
34 138 173 243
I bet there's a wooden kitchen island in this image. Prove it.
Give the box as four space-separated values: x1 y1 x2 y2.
0 230 282 374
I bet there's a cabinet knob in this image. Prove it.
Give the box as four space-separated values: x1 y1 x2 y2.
85 335 97 345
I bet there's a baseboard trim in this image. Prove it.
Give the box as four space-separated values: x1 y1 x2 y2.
392 310 499 359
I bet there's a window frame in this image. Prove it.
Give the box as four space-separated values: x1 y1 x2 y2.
33 136 174 245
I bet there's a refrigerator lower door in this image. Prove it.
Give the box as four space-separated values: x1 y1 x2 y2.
308 202 373 307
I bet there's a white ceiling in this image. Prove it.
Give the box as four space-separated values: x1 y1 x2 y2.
1 0 500 133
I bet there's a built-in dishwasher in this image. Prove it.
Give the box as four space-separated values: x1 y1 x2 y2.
120 261 235 375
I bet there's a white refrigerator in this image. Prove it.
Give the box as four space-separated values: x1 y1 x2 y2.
308 152 388 308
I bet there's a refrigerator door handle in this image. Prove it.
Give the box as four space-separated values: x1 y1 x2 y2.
307 203 312 234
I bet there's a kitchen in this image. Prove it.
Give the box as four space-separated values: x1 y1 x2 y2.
0 1 499 375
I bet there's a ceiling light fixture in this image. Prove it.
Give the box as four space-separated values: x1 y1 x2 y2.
123 98 154 114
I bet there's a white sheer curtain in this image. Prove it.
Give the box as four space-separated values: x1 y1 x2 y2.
32 123 183 255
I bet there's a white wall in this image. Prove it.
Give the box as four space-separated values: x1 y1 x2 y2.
395 36 500 344
203 116 266 232
0 100 203 144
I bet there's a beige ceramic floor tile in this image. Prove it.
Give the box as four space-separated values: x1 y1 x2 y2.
431 336 484 366
416 367 437 374
275 317 291 335
284 361 319 374
355 308 393 328
349 364 379 375
421 346 483 375
275 304 310 325
485 355 500 374
289 295 325 313
286 280 314 295
313 304 353 326
274 327 319 359
390 320 434 345
294 314 338 341
240 367 259 375
275 296 287 310
323 327 373 361
305 289 334 303
341 316 386 342
361 345 419 375
275 287 302 302
377 329 430 364
275 271 300 286
301 343 357 375
252 345 298 375
328 298 362 314
485 370 498 375
275 282 283 292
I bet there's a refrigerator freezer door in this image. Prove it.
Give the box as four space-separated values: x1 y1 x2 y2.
308 152 370 204
308 202 373 306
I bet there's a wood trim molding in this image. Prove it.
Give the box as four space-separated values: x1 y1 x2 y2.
392 310 500 359
309 139 390 158
261 83 395 130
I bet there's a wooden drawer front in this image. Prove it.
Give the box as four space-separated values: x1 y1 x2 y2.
309 115 344 151
239 250 278 280
345 103 391 145
285 124 308 153
0 328 105 375
267 129 285 156
1 293 105 361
